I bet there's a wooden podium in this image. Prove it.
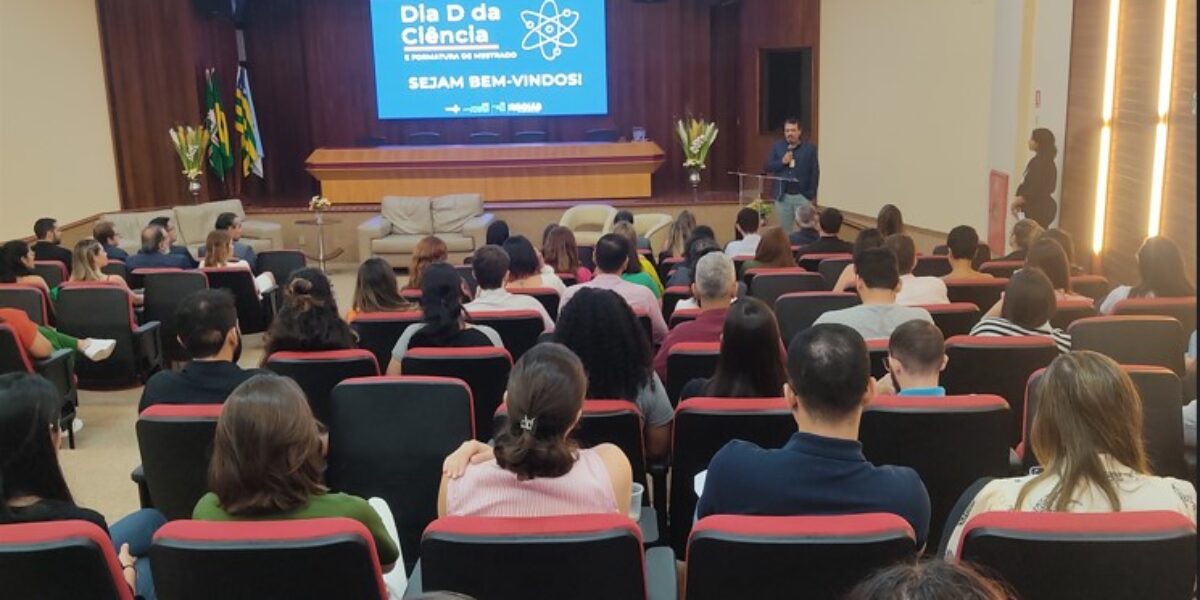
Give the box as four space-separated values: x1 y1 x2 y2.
306 141 666 204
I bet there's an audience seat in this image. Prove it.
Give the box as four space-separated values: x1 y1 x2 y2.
797 253 850 273
151 518 388 600
860 395 1011 552
467 131 501 144
264 350 380 425
669 307 701 329
944 279 1008 314
669 397 795 554
866 339 889 379
135 404 222 520
56 283 161 387
454 264 478 296
401 346 512 442
662 286 692 321
416 514 675 600
555 271 578 287
912 255 952 277
730 255 754 279
578 244 596 270
1068 316 1187 376
469 309 545 361
33 260 68 289
957 511 1196 600
400 288 423 302
1114 297 1196 334
407 131 442 145
0 323 77 447
920 303 981 337
657 256 683 283
327 376 474 571
685 514 917 600
101 260 128 284
201 267 278 335
941 335 1058 446
559 204 617 246
775 292 861 345
507 287 560 320
254 249 306 285
978 260 1023 278
747 269 826 308
1070 275 1111 305
0 283 52 325
0 520 134 600
816 257 852 290
666 342 720 404
142 270 209 363
1049 298 1096 330
349 310 424 369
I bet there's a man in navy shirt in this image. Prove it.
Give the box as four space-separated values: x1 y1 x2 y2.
125 225 194 270
696 323 931 546
763 117 819 235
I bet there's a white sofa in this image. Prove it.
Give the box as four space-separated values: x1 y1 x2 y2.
100 199 283 258
358 194 494 265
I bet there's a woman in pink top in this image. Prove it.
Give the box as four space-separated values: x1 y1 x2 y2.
438 343 632 518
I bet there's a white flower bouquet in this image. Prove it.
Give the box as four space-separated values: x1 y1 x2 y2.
168 125 209 180
676 117 719 171
309 195 332 212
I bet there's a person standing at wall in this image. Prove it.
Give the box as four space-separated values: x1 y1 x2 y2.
1010 128 1058 228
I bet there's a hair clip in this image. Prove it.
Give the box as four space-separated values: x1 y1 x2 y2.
519 415 536 433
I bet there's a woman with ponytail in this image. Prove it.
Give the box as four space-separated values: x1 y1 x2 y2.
437 343 632 517
262 267 356 362
385 262 503 374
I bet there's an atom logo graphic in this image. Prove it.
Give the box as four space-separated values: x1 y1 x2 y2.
521 0 580 61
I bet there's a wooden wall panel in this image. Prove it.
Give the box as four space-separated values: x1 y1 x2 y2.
1162 0 1196 276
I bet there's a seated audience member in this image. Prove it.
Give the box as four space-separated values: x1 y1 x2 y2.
789 203 820 247
1 240 53 294
542 225 592 283
1018 238 1090 304
404 235 448 291
1041 228 1084 275
387 263 503 372
203 231 275 295
794 207 854 257
555 288 673 459
876 204 905 238
70 239 142 305
886 234 949 305
0 373 165 599
125 225 194 270
193 374 400 570
875 320 947 396
724 207 763 257
743 226 797 271
92 220 129 261
666 232 720 287
846 560 1016 600
439 343 632 518
196 212 256 264
697 324 931 545
943 225 994 280
814 248 934 340
679 297 787 401
147 216 199 268
31 218 73 271
262 268 356 361
560 234 668 345
614 209 652 251
612 221 663 297
1100 236 1194 314
999 218 1043 261
653 252 736 379
832 228 886 292
503 235 567 295
485 220 510 247
0 305 115 362
139 289 264 412
946 351 1197 558
659 209 698 262
347 257 414 322
970 268 1070 353
464 245 554 331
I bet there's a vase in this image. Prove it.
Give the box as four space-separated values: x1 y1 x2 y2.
315 209 325 226
688 169 701 203
186 177 201 205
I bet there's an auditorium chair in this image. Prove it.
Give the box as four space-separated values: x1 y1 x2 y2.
134 404 221 520
407 131 442 145
1049 297 1096 330
264 350 380 425
866 339 889 379
912 255 952 277
513 130 548 143
817 256 852 290
941 335 1058 446
860 395 1011 551
559 204 617 246
141 269 208 363
56 283 161 387
33 260 67 289
578 244 596 270
1069 315 1187 376
978 260 1023 278
747 269 825 308
1115 296 1196 334
469 309 546 360
1070 274 1111 305
467 131 501 144
358 195 495 266
662 285 691 321
666 342 720 404
201 266 278 334
101 259 127 284
349 310 424 369
584 128 620 142
775 292 861 345
920 303 981 337
797 252 850 273
454 264 477 295
0 323 77 447
0 283 52 325
956 511 1196 600
151 518 389 600
555 271 578 287
415 514 676 600
944 278 1008 312
730 255 754 279
507 287 560 320
0 520 134 600
401 346 512 441
669 397 795 553
400 288 423 302
255 249 307 285
327 376 473 571
669 307 701 329
685 514 918 600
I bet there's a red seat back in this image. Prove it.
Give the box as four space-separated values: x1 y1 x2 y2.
33 260 68 289
506 287 560 320
201 267 273 334
919 302 981 337
978 260 1023 278
0 520 133 600
469 309 545 361
1115 297 1196 334
666 342 720 404
912 255 952 277
0 284 51 325
1049 298 1096 330
817 257 853 290
1069 316 1187 375
662 285 692 321
748 270 826 308
142 270 209 363
944 278 1008 312
1070 274 1111 305
775 292 861 345
56 283 151 387
349 310 424 369
798 252 851 273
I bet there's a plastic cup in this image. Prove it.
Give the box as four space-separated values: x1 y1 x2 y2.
628 482 644 522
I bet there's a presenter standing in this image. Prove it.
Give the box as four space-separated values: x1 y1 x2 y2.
763 118 819 235
1010 128 1058 228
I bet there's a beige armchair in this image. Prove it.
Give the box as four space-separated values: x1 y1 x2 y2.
559 204 617 246
358 194 493 265
633 213 673 254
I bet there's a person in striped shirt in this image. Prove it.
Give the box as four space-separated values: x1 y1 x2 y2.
969 268 1070 353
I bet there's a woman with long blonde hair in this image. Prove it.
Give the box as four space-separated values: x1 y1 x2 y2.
405 235 448 290
660 210 697 261
70 238 142 304
204 230 274 294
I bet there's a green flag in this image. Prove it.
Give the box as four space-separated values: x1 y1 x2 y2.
205 68 234 181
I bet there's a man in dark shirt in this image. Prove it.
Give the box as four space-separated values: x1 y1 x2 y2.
788 202 821 247
147 216 199 268
696 323 931 546
30 218 73 271
139 288 263 412
125 226 194 271
794 207 854 257
92 220 129 261
764 117 819 235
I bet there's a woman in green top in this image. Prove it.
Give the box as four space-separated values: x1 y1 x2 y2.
192 374 401 570
612 222 663 297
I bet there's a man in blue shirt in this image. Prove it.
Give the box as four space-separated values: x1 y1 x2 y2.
197 212 257 266
763 117 819 235
877 319 948 397
696 323 931 546
125 225 194 270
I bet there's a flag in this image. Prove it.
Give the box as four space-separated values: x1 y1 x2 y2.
204 68 234 181
234 66 265 178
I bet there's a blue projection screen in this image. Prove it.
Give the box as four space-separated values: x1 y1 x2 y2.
370 0 609 120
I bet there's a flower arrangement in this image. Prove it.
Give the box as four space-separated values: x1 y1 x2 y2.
168 125 209 180
309 195 332 212
746 198 774 219
676 117 719 172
